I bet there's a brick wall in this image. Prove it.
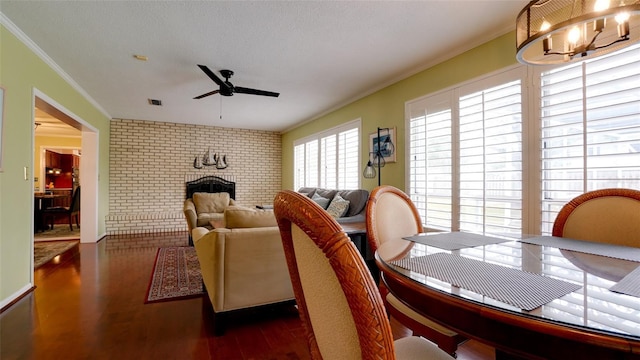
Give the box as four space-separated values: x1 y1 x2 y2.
107 119 282 235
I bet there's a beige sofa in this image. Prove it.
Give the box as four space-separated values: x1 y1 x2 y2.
191 205 295 335
184 192 236 244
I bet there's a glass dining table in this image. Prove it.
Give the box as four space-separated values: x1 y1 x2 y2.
375 232 640 359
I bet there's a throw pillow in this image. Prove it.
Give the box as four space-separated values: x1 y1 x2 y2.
326 193 350 218
311 193 330 209
192 192 230 213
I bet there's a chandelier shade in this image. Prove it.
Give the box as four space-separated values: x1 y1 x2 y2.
516 0 640 65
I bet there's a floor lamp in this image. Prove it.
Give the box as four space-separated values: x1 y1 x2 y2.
363 127 395 186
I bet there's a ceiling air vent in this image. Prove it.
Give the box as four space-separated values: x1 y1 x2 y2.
148 99 162 106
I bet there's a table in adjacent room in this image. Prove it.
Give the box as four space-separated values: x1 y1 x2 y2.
34 193 67 232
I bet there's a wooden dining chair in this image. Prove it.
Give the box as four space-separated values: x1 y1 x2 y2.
552 188 640 248
273 190 452 360
366 185 466 357
43 186 81 231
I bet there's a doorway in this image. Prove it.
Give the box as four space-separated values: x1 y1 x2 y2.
33 91 99 244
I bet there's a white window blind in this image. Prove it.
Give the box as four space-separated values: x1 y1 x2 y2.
305 140 318 188
540 43 640 235
294 144 305 190
338 128 359 189
407 67 524 236
408 94 453 230
321 135 337 189
459 79 523 236
293 119 361 190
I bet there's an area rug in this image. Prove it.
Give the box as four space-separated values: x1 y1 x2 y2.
34 240 79 269
145 246 205 303
34 225 81 241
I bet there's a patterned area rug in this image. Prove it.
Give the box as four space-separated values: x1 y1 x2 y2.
145 246 205 303
34 240 79 269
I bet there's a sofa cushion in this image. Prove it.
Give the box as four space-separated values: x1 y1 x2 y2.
193 192 230 214
314 188 338 200
311 193 331 209
338 189 369 217
224 206 277 229
196 212 224 227
297 187 317 198
326 193 350 218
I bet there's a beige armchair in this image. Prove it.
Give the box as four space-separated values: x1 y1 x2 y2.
191 205 295 335
184 192 235 244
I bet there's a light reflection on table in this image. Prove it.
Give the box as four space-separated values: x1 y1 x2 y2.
377 233 640 359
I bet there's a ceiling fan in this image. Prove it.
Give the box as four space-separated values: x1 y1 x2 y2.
193 64 280 99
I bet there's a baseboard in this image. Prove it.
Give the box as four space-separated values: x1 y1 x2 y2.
0 284 35 313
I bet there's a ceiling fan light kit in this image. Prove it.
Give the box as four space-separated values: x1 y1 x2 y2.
516 0 640 65
193 65 280 99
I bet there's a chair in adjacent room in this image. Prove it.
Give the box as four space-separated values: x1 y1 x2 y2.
366 185 466 357
552 188 640 248
273 190 452 360
43 186 80 231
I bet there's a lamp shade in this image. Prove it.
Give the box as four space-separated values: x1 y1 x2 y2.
516 0 640 65
363 161 376 179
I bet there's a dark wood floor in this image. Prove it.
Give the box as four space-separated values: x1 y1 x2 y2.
0 232 493 359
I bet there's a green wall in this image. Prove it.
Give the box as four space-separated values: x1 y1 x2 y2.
282 32 518 192
0 25 110 305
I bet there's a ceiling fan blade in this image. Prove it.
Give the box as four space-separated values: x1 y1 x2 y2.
193 90 220 99
234 86 280 97
197 64 227 88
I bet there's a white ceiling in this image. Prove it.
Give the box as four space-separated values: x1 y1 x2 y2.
35 108 81 138
1 1 528 132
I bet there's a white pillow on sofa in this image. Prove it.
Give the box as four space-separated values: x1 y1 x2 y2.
326 194 350 218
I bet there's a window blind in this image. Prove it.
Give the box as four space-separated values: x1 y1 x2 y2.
338 128 359 189
293 119 361 190
407 67 524 236
320 135 337 189
540 43 640 234
459 79 523 236
408 94 453 230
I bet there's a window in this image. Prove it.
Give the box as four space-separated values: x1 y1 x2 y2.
408 44 640 236
539 43 640 234
294 119 360 190
408 67 525 235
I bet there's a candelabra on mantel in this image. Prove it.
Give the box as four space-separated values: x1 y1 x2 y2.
363 127 395 186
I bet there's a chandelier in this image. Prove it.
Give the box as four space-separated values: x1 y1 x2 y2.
516 0 640 65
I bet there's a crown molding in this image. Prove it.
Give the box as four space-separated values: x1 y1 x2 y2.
0 12 112 120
